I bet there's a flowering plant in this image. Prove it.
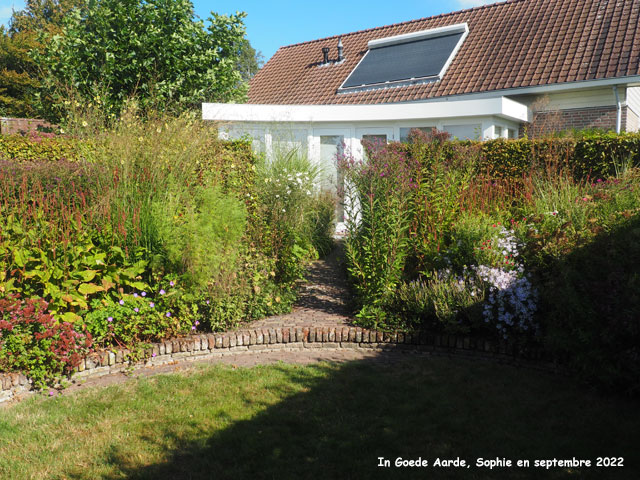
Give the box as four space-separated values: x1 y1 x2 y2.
0 296 92 389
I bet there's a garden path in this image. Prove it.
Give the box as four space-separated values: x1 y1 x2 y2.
243 240 353 329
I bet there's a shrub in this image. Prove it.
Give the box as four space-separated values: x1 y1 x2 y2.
477 133 640 180
0 132 87 162
151 185 247 292
253 147 333 285
391 274 484 334
0 296 92 389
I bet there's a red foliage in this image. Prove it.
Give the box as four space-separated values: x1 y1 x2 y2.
0 295 93 376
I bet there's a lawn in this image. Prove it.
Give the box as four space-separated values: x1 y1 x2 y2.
0 355 638 479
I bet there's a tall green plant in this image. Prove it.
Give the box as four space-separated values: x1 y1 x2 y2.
152 185 246 292
342 140 416 324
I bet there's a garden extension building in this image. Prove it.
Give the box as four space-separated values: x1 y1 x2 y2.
203 0 640 225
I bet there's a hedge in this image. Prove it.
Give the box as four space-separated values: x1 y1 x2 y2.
477 133 640 179
0 134 87 162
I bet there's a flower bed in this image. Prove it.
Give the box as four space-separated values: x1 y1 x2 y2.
0 114 335 389
342 129 640 394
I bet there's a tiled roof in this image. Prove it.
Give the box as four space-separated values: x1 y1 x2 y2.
247 0 640 105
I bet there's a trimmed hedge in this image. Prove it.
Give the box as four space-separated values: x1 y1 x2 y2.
399 130 640 180
0 134 86 162
477 133 640 179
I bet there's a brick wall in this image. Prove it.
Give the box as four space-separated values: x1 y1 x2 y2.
0 327 557 403
0 117 56 135
517 105 640 138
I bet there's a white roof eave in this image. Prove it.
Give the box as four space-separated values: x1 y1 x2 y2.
202 96 529 124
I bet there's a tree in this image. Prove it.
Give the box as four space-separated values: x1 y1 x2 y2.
0 27 40 117
38 0 249 120
9 0 86 35
0 1 84 118
236 39 264 83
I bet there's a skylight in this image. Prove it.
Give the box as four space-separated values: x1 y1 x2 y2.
339 23 469 93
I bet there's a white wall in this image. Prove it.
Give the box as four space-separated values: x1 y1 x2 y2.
627 87 640 120
512 87 617 111
219 114 521 159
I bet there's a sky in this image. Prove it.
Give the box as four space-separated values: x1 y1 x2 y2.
0 0 501 62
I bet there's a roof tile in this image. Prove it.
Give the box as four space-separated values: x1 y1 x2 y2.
247 0 640 105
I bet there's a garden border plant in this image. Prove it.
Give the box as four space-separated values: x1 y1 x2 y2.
0 112 336 389
342 128 640 395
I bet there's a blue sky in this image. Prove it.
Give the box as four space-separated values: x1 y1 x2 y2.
1 0 501 61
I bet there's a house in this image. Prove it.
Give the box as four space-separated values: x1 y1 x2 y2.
203 0 640 226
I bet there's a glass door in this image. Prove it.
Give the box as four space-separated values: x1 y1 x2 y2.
320 135 345 222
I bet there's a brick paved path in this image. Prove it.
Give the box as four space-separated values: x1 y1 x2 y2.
243 240 354 329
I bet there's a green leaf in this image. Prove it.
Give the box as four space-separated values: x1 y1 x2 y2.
78 283 104 295
13 249 26 268
61 312 82 323
78 270 98 282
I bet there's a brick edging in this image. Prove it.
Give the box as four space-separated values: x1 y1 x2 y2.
0 326 557 404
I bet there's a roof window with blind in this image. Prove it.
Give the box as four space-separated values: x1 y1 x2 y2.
339 23 468 93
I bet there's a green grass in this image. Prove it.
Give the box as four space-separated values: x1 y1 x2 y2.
0 357 638 479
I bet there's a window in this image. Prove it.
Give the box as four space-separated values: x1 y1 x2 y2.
507 128 517 139
400 127 435 143
444 124 481 140
272 129 308 158
228 128 265 153
494 126 503 139
361 134 387 144
339 23 468 92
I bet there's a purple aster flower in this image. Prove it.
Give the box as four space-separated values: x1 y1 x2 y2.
133 293 138 298
166 312 171 317
149 302 155 308
107 317 113 322
160 289 166 295
141 291 146 297
191 325 196 330
134 307 139 313
169 281 175 287
119 299 125 305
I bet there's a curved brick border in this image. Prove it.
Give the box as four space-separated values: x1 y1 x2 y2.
0 326 560 404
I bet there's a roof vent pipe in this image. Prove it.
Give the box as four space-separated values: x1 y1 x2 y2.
322 47 330 64
337 38 344 62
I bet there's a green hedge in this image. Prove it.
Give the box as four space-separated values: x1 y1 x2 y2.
0 134 86 162
477 133 640 179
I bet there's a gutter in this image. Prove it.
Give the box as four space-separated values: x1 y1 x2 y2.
403 75 640 106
